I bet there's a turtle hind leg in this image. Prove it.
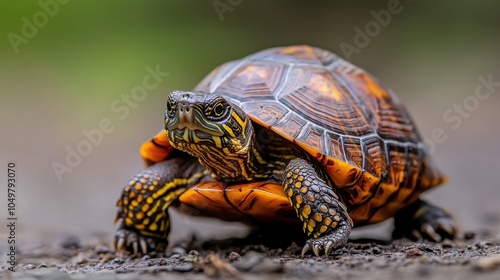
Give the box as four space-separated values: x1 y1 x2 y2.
392 199 458 242
114 156 208 255
283 158 352 256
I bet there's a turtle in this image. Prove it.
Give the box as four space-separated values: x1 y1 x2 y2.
114 45 457 256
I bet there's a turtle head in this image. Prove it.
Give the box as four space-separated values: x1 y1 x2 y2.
164 91 253 156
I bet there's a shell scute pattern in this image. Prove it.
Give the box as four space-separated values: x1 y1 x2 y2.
194 45 446 224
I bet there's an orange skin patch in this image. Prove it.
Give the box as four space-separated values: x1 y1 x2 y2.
177 181 299 225
140 130 173 167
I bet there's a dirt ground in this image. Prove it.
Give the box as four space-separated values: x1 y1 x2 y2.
2 222 500 280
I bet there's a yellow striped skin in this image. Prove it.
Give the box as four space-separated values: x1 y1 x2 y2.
164 91 292 183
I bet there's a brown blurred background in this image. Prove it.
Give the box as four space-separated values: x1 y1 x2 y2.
0 1 499 246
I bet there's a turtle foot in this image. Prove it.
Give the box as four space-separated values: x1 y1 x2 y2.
393 199 458 242
114 221 168 256
301 218 351 257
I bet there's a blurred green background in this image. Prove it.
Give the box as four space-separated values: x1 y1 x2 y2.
0 1 499 244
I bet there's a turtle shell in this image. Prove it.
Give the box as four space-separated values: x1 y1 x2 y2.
191 45 446 225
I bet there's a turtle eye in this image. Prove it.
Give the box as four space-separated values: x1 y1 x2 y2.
207 101 229 121
214 102 225 116
166 98 177 118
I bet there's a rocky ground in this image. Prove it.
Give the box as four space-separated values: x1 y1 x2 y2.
1 228 500 280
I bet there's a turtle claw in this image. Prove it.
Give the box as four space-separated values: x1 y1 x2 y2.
411 229 423 241
422 223 441 242
435 218 457 238
312 242 321 257
301 240 322 257
140 239 148 255
132 241 139 256
324 241 334 256
115 235 125 251
301 243 312 257
301 231 349 257
114 222 168 256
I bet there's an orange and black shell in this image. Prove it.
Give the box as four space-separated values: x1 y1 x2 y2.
190 45 446 226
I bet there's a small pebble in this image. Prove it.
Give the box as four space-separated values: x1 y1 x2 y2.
172 247 186 256
276 258 286 263
113 257 124 264
231 251 283 273
477 241 490 249
172 263 194 272
73 252 87 264
406 248 424 257
422 246 435 252
371 247 382 254
170 254 181 259
188 250 199 256
441 239 453 248
463 231 476 240
473 254 500 271
24 264 35 270
228 252 241 262
232 251 264 271
141 255 150 261
61 234 81 249
95 245 111 254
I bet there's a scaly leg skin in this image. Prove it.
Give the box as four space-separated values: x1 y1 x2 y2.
114 155 208 256
393 199 457 242
283 158 353 257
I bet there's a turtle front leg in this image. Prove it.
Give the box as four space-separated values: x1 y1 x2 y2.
114 156 208 255
283 158 352 256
